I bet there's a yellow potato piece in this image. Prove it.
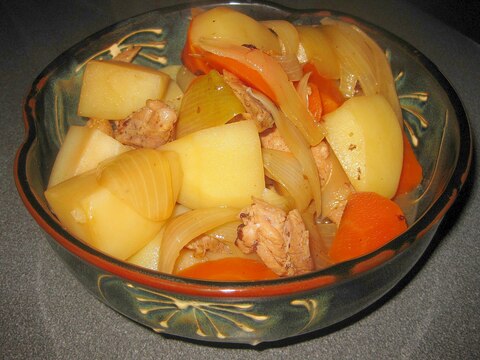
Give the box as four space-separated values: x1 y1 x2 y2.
189 7 281 54
160 120 265 209
323 95 403 198
78 60 170 120
48 126 131 188
45 171 164 260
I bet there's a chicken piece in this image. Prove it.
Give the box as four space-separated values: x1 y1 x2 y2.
260 126 290 152
222 70 274 132
113 99 177 148
85 118 113 137
113 45 141 63
186 235 228 258
236 199 314 276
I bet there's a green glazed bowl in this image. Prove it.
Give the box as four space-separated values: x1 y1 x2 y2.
14 1 472 345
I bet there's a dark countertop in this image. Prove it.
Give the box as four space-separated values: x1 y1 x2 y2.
1 0 479 358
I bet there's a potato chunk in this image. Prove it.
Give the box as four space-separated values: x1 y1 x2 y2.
189 7 281 54
77 60 170 120
323 95 403 198
48 126 131 188
160 120 265 209
45 171 163 260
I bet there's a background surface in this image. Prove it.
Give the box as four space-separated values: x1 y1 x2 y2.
1 0 479 359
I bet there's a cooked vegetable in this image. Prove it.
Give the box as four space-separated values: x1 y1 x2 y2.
45 171 164 260
296 25 340 79
159 207 239 273
186 7 281 58
262 20 299 56
193 39 326 145
176 257 279 281
252 90 322 216
323 95 403 199
320 143 355 224
97 149 181 221
176 65 197 92
159 65 184 111
48 125 131 188
127 227 165 270
303 62 344 114
160 120 265 209
176 70 245 137
78 60 170 120
258 188 291 211
262 148 312 212
329 192 407 262
321 20 402 122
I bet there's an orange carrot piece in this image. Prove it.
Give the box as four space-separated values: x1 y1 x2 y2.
176 257 279 281
395 132 423 195
307 82 323 122
329 192 408 263
303 62 344 114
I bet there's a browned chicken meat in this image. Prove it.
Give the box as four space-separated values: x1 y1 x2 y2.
222 70 274 132
236 199 314 276
113 99 177 148
260 125 291 152
186 235 228 258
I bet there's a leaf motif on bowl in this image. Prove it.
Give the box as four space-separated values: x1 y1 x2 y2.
394 68 430 147
291 295 331 333
97 275 269 340
75 28 167 72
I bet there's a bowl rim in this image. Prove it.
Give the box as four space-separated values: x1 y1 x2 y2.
14 0 473 298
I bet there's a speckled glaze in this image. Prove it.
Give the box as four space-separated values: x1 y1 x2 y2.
14 1 471 344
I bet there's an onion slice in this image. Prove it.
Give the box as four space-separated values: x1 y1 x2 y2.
321 19 402 123
176 70 245 138
97 149 181 221
251 90 323 216
158 207 239 274
262 148 312 212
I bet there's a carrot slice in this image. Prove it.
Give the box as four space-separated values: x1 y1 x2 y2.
329 192 408 263
395 132 423 195
303 62 344 114
176 257 279 281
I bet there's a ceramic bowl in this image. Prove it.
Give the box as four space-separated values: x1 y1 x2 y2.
14 1 471 345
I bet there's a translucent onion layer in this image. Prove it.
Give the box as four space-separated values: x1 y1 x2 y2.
259 187 291 211
158 207 239 274
97 149 181 221
301 203 332 270
252 90 322 216
262 148 312 212
262 20 300 57
176 65 197 93
176 70 245 138
321 20 402 122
